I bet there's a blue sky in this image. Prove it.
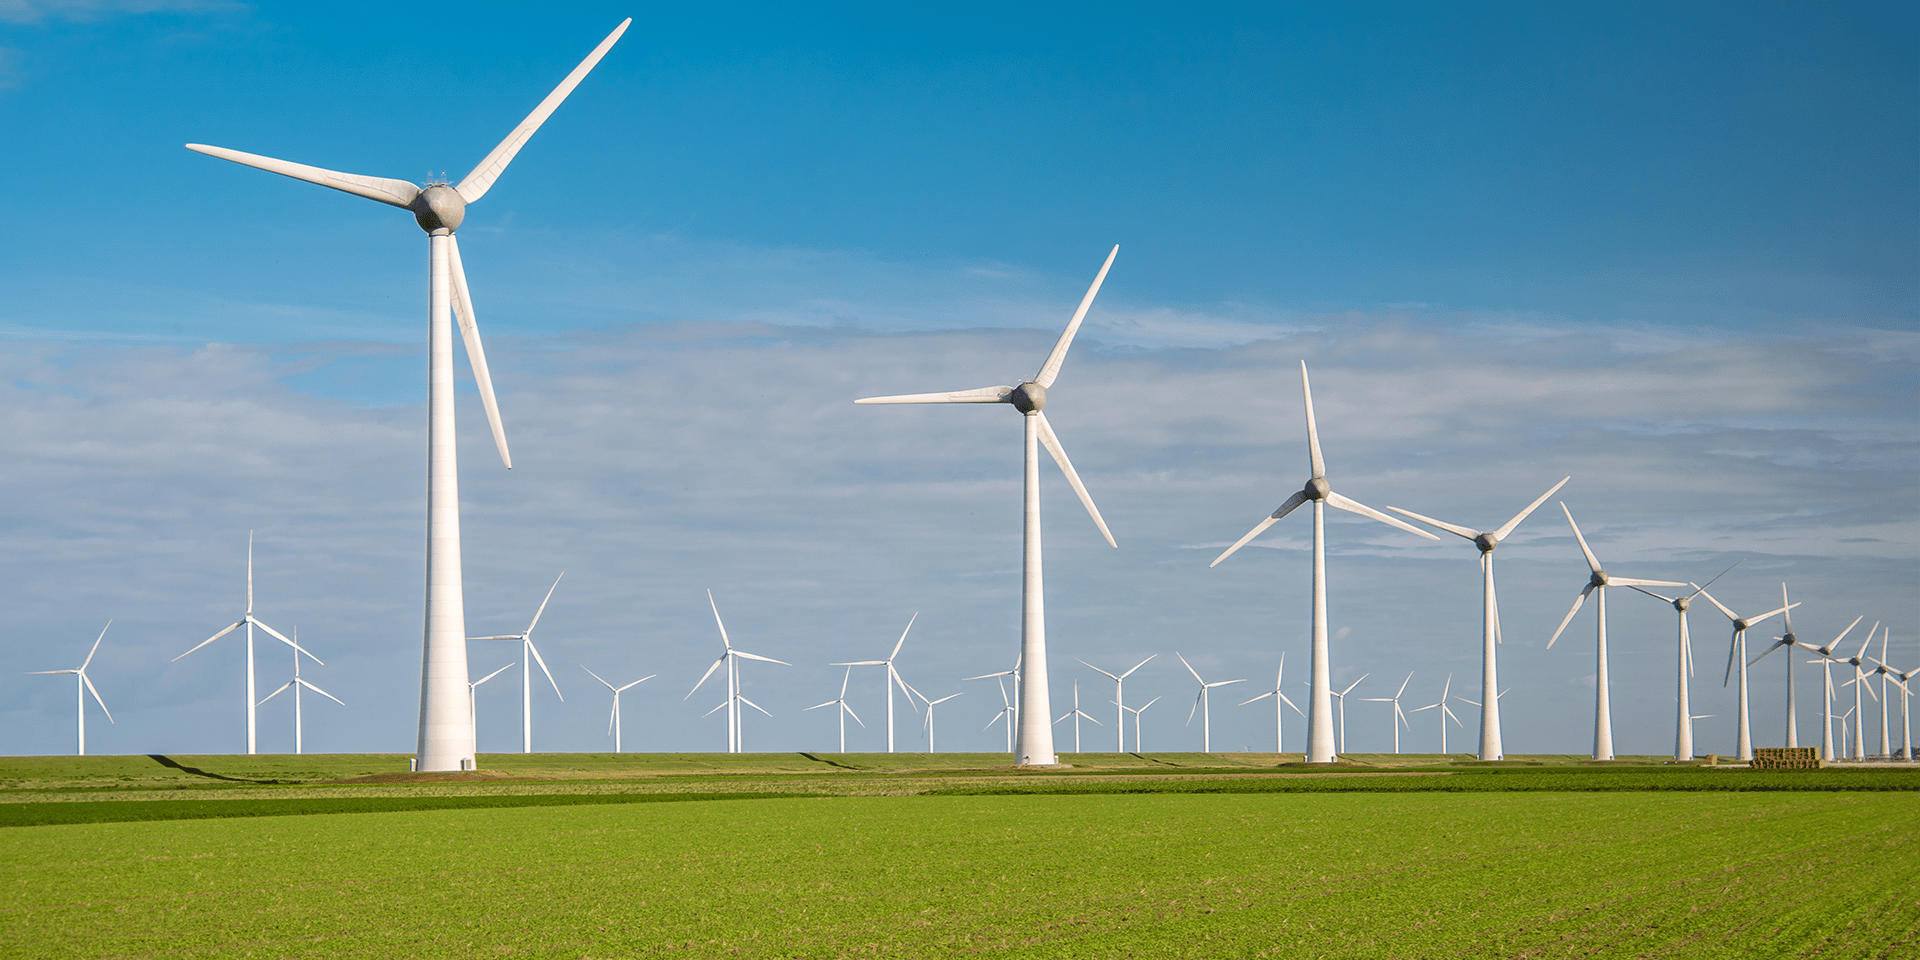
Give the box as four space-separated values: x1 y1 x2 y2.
1 1 1914 758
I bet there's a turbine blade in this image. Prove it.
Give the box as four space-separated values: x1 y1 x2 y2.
1560 503 1603 575
1628 584 1677 604
455 19 632 204
804 700 836 711
733 651 791 666
1240 691 1274 706
251 618 323 665
686 656 725 699
1033 245 1119 388
81 673 113 723
1546 585 1594 650
739 696 773 718
1121 654 1156 679
477 663 516 685
260 680 294 704
890 613 917 661
185 144 421 208
1294 362 1326 482
447 235 512 468
298 678 346 706
707 590 732 649
1491 476 1572 541
844 703 865 727
1746 603 1796 628
1383 505 1478 541
1724 633 1739 688
1694 587 1739 623
582 665 615 691
1325 491 1440 540
1688 559 1742 599
526 573 565 636
854 385 1015 404
1177 652 1204 684
1607 577 1688 588
1210 491 1309 568
526 640 564 702
174 621 243 661
1749 643 1782 667
1075 658 1122 682
1277 692 1304 715
81 621 112 672
1035 411 1116 547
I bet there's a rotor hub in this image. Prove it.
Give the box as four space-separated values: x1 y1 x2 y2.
1733 619 1750 632
1304 477 1330 501
1674 596 1690 611
1009 381 1046 413
1474 532 1498 553
1589 570 1607 588
1782 632 1796 645
411 184 466 234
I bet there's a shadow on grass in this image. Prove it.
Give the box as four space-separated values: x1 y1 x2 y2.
146 755 292 785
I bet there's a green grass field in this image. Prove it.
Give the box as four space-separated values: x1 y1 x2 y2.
4 754 1916 958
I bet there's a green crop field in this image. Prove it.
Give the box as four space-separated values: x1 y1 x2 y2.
4 754 1916 958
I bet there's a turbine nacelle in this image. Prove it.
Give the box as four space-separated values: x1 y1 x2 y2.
1008 381 1047 413
1672 596 1691 612
411 184 467 234
1301 477 1331 503
1474 532 1499 553
1589 569 1608 589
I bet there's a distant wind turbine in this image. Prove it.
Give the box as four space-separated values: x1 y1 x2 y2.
1695 584 1795 761
686 591 789 753
186 21 630 772
977 673 1017 753
1865 629 1905 759
1053 681 1101 753
582 666 653 754
1410 674 1466 755
1327 673 1369 755
1358 671 1414 755
1121 696 1162 753
467 662 515 747
833 614 922 753
173 533 321 755
1211 362 1439 763
259 629 344 755
1801 617 1865 762
1745 584 1806 747
858 247 1122 765
1836 628 1879 761
1077 655 1154 752
468 573 567 754
805 667 866 753
1389 476 1569 761
1545 505 1685 760
26 621 114 756
919 691 963 753
1239 653 1304 754
1178 653 1245 753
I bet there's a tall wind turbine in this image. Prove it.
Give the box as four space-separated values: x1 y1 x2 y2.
1388 477 1568 761
26 622 114 756
1410 674 1465 754
686 591 790 753
174 533 320 755
468 573 567 754
919 692 963 753
805 667 865 752
186 21 630 772
857 247 1121 766
1358 671 1414 755
1630 563 1739 763
1211 362 1439 763
1865 630 1905 759
1178 653 1244 753
1077 655 1154 752
1746 584 1806 747
1239 653 1304 754
468 662 515 746
1801 617 1864 762
582 666 653 754
833 614 922 753
259 630 344 755
1545 505 1685 761
1836 627 1879 761
1053 681 1101 753
1695 586 1796 761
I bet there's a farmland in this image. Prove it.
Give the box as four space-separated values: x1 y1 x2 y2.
4 754 1917 958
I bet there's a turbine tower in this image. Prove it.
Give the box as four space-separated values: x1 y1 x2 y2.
833 614 922 753
857 247 1121 766
582 667 653 754
1801 617 1864 762
1124 696 1162 752
26 622 114 756
1836 627 1878 761
259 630 344 755
1410 674 1466 754
1053 681 1101 753
1388 476 1568 761
1357 671 1414 755
1545 505 1684 760
1746 584 1805 747
467 662 515 746
185 21 630 772
805 667 865 753
918 691 963 753
1327 674 1369 755
1695 586 1795 761
174 533 320 755
1629 563 1738 763
1240 653 1304 754
1211 362 1439 763
1077 655 1154 752
686 591 789 753
468 573 567 754
1178 653 1244 753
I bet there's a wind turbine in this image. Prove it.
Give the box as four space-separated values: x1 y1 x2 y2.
1077 655 1154 752
259 629 344 755
1178 653 1245 754
1875 663 1913 761
1211 362 1439 763
186 21 630 772
1836 627 1879 761
857 247 1121 766
1801 617 1865 762
686 591 790 753
582 666 653 754
467 662 515 747
965 654 1022 743
1239 653 1305 754
1327 674 1369 755
1746 584 1806 747
1053 681 1101 753
1695 585 1796 761
1120 696 1163 753
805 667 866 753
1358 671 1414 755
919 692 963 753
1410 674 1466 755
978 673 1017 753
26 621 114 756
1866 630 1908 760
468 573 567 754
174 532 320 755
1388 477 1568 761
1545 505 1685 761
1630 563 1739 763
833 614 922 753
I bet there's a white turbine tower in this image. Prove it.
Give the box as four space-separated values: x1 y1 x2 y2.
1327 674 1369 755
833 614 922 753
1695 586 1795 761
1053 681 1101 753
919 692 963 753
1178 653 1245 754
805 667 866 753
857 247 1121 766
1801 617 1865 763
1122 696 1162 753
468 662 515 747
1865 630 1905 759
468 574 567 754
1410 674 1466 755
582 666 653 754
1077 655 1154 752
1240 653 1305 754
259 630 344 755
26 622 114 756
1836 627 1879 761
1358 671 1414 755
1630 564 1740 763
1545 505 1685 761
174 533 320 755
1746 584 1806 747
1211 362 1439 763
1388 477 1568 761
686 591 790 753
186 21 630 772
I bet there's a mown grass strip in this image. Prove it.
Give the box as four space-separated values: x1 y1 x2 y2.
0 790 822 828
928 767 1920 795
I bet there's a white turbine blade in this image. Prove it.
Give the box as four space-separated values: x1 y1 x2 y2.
1241 691 1275 706
1076 658 1122 682
707 590 732 649
1139 696 1161 711
1488 556 1503 645
1299 362 1325 480
1607 577 1688 588
185 144 421 208
1383 505 1478 541
983 712 1006 732
1491 476 1573 541
855 385 1015 404
1560 503 1604 575
1210 679 1248 689
525 573 565 636
1443 704 1463 727
455 19 632 204
1546 585 1595 650
1210 490 1310 567
1187 691 1203 725
1628 584 1677 604
963 670 1015 681
1826 616 1866 653
298 678 346 706
1033 244 1119 389
260 680 294 704
702 700 728 718
1410 703 1439 714
1120 654 1156 679
844 703 865 727
1688 560 1742 599
582 665 616 692
889 613 918 661
1325 491 1440 540
833 660 886 667
1780 583 1795 633
250 618 323 665
1750 641 1788 667
1459 697 1481 707
80 673 113 723
1035 411 1116 547
24 670 77 675
469 634 525 641
739 695 774 718
446 235 512 469
1177 652 1204 685
734 650 791 666
1338 673 1370 696
477 663 516 685
174 621 243 660
526 640 564 701
1396 672 1413 698
1745 602 1797 630
686 656 726 699
1277 691 1304 716
805 700 837 711
81 621 111 672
